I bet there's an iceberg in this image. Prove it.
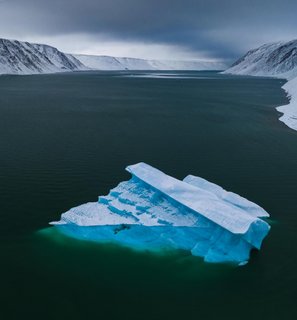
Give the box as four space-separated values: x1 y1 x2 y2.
51 163 270 265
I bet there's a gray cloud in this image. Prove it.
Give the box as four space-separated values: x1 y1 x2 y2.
0 0 297 60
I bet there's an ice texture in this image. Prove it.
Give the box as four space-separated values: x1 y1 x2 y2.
183 175 269 218
51 163 270 264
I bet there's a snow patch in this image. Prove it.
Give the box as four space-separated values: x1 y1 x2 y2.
277 77 297 131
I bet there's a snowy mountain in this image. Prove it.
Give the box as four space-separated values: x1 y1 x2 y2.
0 37 226 75
0 38 86 75
224 40 297 132
73 54 226 71
224 39 297 80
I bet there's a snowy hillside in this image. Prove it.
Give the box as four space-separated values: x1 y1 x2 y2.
0 37 226 75
0 38 86 75
0 39 226 74
74 54 226 71
224 40 297 132
224 40 297 80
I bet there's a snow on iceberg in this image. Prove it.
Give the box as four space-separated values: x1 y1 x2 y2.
51 163 270 265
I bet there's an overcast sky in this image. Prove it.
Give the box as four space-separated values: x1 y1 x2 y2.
0 0 296 61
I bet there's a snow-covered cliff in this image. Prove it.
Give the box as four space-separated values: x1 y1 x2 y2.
0 38 86 75
224 40 297 80
224 40 297 132
74 54 226 71
0 37 226 75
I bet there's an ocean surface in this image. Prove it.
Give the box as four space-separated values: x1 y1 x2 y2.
0 71 296 319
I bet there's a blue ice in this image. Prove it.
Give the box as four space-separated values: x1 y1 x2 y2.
51 163 270 265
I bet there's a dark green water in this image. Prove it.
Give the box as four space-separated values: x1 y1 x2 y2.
0 71 296 319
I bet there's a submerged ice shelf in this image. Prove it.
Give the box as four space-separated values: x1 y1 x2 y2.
51 163 270 265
